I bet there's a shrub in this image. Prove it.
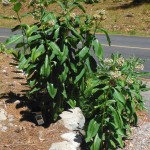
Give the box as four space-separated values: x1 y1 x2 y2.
5 0 108 121
82 54 149 149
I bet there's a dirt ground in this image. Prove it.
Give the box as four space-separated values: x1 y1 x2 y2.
0 53 69 150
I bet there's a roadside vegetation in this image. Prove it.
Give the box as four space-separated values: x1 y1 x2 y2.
0 0 150 36
0 0 149 149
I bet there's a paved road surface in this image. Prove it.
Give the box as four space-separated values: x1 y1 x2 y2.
0 28 149 70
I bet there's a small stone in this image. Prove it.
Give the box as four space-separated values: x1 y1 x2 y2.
8 115 14 122
8 123 14 127
1 126 8 132
2 70 6 73
0 108 7 121
14 100 20 104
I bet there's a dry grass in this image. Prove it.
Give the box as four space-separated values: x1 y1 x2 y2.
0 0 150 36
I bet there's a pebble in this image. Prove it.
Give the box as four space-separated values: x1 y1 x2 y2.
1 125 8 132
8 114 14 122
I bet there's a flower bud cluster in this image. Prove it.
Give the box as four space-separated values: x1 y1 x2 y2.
135 64 144 71
126 78 133 84
116 57 124 66
104 58 113 66
93 9 106 21
110 70 121 79
70 13 76 21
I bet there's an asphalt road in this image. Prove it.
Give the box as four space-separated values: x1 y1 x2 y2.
0 28 150 71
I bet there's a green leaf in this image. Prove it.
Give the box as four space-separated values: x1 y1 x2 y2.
70 27 82 40
26 25 38 37
67 99 76 108
74 68 85 84
48 42 61 56
94 100 116 109
54 27 60 39
91 133 101 150
15 42 25 48
113 89 126 105
78 46 89 60
115 134 124 148
109 106 123 128
13 2 22 13
31 45 45 62
92 39 103 60
5 34 23 45
110 140 116 149
70 2 86 13
29 87 40 94
28 34 41 42
59 64 68 82
86 116 101 142
18 56 30 69
47 82 57 99
57 1 66 11
61 45 68 64
40 55 51 77
100 28 111 46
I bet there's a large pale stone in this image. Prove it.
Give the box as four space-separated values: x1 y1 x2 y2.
61 132 82 148
0 108 7 121
49 141 77 150
59 107 85 131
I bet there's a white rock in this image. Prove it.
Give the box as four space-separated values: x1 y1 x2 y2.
0 108 7 121
8 114 14 122
59 107 85 131
49 141 77 150
61 132 82 148
1 125 8 132
14 100 20 104
2 0 10 6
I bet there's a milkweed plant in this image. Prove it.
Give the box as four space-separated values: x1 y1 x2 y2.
3 0 149 149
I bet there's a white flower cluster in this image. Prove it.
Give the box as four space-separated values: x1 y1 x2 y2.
135 64 144 71
48 20 55 27
104 58 113 65
126 78 133 84
116 57 124 66
93 9 106 21
110 71 121 79
70 13 76 20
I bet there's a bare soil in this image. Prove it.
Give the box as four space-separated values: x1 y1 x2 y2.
0 53 69 150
